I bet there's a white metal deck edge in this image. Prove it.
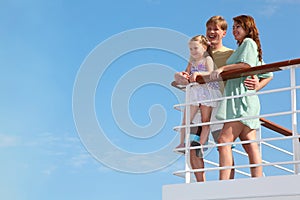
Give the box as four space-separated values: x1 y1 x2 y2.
162 174 300 200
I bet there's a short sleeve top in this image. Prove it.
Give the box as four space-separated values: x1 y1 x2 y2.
226 38 259 66
216 38 261 129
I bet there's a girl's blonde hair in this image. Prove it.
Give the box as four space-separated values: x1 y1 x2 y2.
189 35 212 63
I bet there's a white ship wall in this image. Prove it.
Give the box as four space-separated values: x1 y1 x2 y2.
163 175 300 200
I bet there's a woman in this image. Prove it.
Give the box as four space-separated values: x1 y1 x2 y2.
210 15 263 180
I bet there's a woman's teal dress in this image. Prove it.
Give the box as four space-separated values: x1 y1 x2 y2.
216 38 272 129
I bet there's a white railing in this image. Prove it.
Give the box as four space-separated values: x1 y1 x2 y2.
172 59 300 183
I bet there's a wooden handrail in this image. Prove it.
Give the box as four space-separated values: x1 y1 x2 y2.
172 58 300 138
196 58 300 84
260 117 292 137
260 118 300 142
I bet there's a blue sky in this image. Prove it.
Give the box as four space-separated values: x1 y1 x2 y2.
1 0 300 199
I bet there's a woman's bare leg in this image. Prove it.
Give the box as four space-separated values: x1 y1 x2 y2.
218 121 243 180
240 128 263 177
213 129 236 179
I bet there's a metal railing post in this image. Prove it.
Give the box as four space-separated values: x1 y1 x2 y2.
185 84 192 183
290 65 300 174
257 126 264 176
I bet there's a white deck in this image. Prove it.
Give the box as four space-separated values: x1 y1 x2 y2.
163 175 300 200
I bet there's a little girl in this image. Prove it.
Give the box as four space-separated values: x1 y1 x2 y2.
175 35 222 155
